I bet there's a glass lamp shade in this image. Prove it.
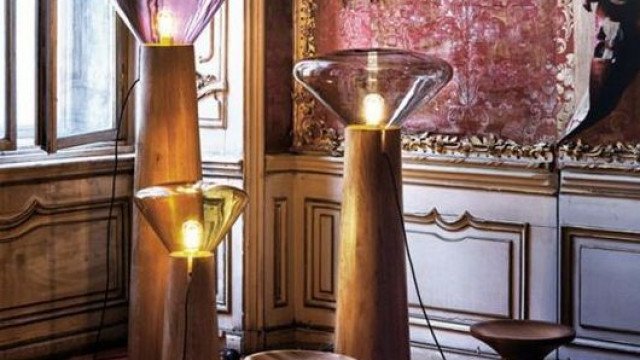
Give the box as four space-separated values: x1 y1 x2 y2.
110 0 225 45
134 181 248 257
294 48 453 128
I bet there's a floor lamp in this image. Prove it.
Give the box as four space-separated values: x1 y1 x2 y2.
134 182 247 359
109 1 227 359
294 49 452 360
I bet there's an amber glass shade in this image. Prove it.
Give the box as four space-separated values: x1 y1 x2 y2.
294 48 452 128
134 181 248 256
110 0 225 45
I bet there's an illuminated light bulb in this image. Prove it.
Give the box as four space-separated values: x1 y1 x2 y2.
156 10 175 45
367 51 379 71
293 48 453 128
182 220 203 253
182 220 203 274
362 92 386 126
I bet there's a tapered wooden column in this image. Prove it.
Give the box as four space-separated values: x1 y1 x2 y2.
162 255 218 360
335 126 410 360
129 45 202 360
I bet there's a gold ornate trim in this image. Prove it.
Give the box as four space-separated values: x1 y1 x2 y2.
559 141 640 172
290 129 556 169
293 0 332 153
402 133 554 169
294 0 317 60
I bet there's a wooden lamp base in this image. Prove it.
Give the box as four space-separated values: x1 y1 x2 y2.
130 45 203 359
335 126 410 360
162 255 219 360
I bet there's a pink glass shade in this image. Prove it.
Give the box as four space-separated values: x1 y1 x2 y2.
110 0 225 45
134 181 248 255
294 48 452 128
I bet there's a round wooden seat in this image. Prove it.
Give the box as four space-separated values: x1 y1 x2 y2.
470 320 575 360
245 350 356 360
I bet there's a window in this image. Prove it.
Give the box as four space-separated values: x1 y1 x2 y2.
16 0 36 148
0 0 13 151
1 0 235 158
55 1 116 140
1 0 130 155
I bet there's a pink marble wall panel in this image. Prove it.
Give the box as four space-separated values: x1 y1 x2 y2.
311 0 575 144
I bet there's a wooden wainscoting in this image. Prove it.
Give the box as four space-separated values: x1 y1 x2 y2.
0 155 245 359
404 211 529 324
303 198 340 311
559 170 640 360
0 156 134 360
561 227 640 355
262 154 558 358
263 173 296 338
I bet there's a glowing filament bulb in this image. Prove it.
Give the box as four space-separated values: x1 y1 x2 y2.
362 50 385 126
182 220 203 274
362 93 386 126
182 220 203 253
156 11 175 45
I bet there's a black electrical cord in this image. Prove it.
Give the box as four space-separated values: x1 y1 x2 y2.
182 277 193 360
92 76 140 359
382 152 447 360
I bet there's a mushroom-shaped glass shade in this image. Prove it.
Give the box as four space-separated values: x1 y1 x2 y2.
110 0 225 45
294 48 453 128
134 181 248 256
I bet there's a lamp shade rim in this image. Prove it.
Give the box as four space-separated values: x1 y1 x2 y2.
140 44 195 49
170 251 214 259
299 47 452 66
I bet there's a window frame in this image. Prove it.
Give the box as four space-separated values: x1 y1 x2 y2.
0 0 16 151
37 0 132 153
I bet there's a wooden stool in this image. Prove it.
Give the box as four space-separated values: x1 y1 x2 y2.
245 350 356 360
470 320 575 360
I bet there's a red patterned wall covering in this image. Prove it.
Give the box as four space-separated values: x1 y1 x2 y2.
266 0 295 153
308 0 576 145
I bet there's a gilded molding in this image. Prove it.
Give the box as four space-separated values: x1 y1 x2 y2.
293 0 334 153
558 141 640 172
402 133 555 169
294 0 317 60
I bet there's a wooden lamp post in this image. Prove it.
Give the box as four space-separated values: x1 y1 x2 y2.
134 182 248 359
294 49 452 360
109 1 229 359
